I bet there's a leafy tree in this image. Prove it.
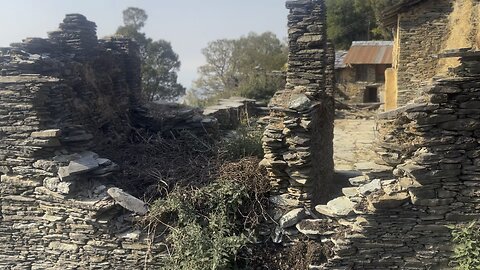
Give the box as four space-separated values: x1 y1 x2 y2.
143 40 185 101
195 39 238 97
116 7 185 101
193 32 287 103
326 0 401 49
122 7 148 30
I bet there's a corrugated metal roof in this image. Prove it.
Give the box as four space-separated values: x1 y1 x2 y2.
335 50 348 69
343 41 393 65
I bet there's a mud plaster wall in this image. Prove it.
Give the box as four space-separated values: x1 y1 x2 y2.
394 0 480 107
438 0 480 74
0 15 164 269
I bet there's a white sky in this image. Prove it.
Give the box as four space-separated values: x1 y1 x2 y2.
0 0 288 89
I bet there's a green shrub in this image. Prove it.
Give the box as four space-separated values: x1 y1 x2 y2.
219 126 263 161
148 158 270 270
451 222 480 270
150 179 248 270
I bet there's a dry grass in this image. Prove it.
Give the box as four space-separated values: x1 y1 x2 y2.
218 157 271 228
98 129 218 200
438 0 476 75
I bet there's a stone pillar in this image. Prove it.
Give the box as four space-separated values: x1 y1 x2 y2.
262 0 335 215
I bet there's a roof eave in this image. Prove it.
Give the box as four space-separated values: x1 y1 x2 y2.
381 0 428 28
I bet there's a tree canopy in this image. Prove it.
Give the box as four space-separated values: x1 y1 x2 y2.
116 7 185 101
326 0 400 49
191 32 287 105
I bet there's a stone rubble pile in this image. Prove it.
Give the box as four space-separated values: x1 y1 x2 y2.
133 102 218 136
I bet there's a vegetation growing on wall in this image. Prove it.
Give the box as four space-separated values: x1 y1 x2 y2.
451 222 480 270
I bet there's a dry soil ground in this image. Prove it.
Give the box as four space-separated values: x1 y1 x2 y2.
333 118 378 171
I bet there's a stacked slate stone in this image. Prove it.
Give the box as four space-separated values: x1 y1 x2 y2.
306 50 480 269
203 97 259 130
48 14 98 56
10 37 57 54
132 102 218 136
0 15 169 269
101 37 142 105
262 0 335 244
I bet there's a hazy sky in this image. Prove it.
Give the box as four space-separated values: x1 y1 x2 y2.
0 0 288 89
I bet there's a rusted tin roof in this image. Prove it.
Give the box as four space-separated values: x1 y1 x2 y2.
343 41 393 65
382 0 428 27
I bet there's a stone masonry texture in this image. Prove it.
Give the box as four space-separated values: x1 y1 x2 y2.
0 14 171 269
261 0 336 244
395 0 452 106
261 1 480 269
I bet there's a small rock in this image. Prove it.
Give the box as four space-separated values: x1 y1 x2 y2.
288 94 311 111
349 175 370 186
358 179 381 196
279 208 307 228
107 187 148 215
315 196 355 217
43 177 60 191
118 230 141 241
96 158 112 166
269 194 303 207
342 187 359 198
57 181 76 195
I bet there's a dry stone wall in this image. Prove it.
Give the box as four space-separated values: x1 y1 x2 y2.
261 1 480 269
261 0 336 243
395 0 452 106
298 51 480 269
0 14 171 269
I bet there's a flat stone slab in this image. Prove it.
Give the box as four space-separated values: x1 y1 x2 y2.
296 219 336 236
67 156 99 175
107 187 148 215
358 179 381 195
31 129 61 138
315 196 355 217
279 208 307 228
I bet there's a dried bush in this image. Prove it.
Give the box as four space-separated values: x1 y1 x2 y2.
98 129 218 199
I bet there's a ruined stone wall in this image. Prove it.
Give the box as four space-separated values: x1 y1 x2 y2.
395 0 452 106
307 52 480 269
262 0 335 242
0 14 165 269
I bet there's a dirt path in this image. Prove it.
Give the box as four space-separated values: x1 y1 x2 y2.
333 119 378 171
